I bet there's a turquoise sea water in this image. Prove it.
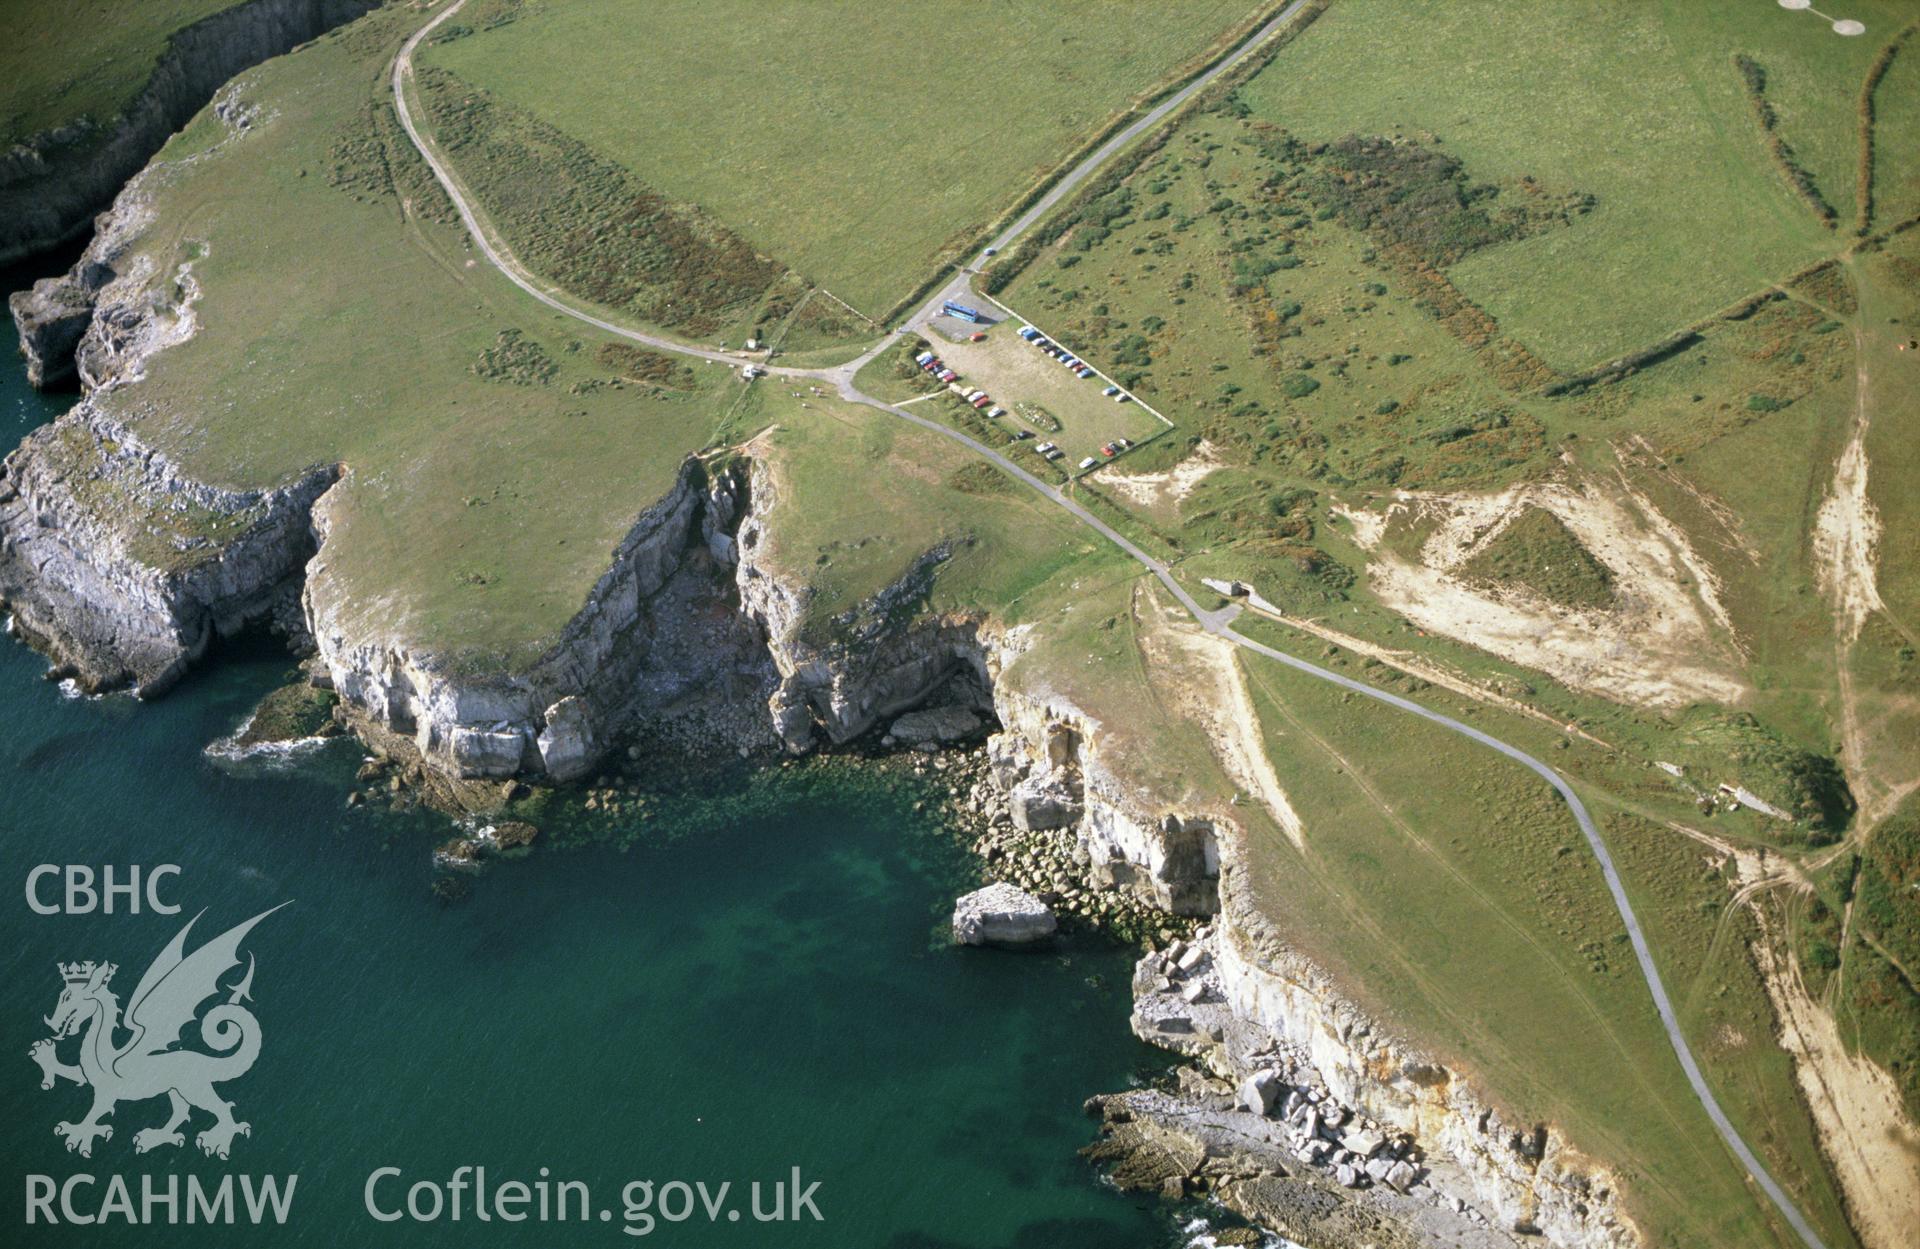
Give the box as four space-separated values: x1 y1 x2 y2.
0 273 1197 1248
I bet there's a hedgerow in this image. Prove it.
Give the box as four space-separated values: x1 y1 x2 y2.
1732 54 1837 228
1857 21 1920 234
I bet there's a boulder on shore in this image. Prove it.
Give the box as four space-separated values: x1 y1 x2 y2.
952 882 1057 947
1238 1070 1283 1117
890 705 984 746
1009 772 1082 831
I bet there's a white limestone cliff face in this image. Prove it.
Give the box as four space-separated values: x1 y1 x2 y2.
0 401 336 696
734 458 995 751
984 684 1221 916
733 455 1221 914
0 0 378 266
0 167 333 696
1186 866 1640 1249
7 118 760 782
12 79 273 391
308 457 744 782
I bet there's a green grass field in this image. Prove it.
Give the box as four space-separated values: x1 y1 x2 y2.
1001 113 1565 473
418 0 1279 316
718 386 1115 636
1867 25 1920 225
83 5 734 668
1235 0 1913 368
0 0 246 146
1229 634 1857 1248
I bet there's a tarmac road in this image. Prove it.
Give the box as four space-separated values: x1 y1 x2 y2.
390 5 1832 1244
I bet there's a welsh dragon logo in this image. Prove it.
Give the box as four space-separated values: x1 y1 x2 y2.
29 904 286 1159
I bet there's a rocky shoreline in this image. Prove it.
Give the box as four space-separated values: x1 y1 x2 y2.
931 724 1632 1249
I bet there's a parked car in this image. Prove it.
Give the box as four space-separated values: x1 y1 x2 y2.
1078 457 1098 470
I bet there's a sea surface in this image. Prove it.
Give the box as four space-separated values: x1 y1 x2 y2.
0 258 1245 1248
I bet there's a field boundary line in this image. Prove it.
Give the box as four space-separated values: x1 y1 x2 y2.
811 286 880 329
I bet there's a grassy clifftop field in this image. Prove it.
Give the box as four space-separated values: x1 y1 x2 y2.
1235 0 1919 368
78 4 735 666
0 0 248 145
417 0 1283 318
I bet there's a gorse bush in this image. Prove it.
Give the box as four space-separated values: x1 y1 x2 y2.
474 329 557 386
1234 132 1594 274
596 343 696 390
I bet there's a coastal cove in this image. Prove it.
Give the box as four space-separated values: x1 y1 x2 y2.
0 329 1233 1248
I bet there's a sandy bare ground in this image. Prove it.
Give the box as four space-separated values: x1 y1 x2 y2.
1098 440 1223 509
1223 584 1616 751
1818 300 1912 831
1678 826 1920 1249
1344 466 1750 710
1814 365 1887 648
1139 587 1305 850
1753 920 1920 1249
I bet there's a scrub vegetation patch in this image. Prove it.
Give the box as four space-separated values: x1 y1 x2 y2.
1458 506 1615 612
417 66 784 339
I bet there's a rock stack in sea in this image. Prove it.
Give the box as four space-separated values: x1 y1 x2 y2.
951 882 1056 947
